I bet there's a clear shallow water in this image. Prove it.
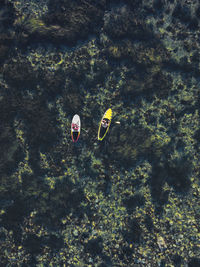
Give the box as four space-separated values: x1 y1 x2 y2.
0 0 200 266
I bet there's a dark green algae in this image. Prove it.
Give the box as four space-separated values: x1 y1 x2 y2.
0 0 200 266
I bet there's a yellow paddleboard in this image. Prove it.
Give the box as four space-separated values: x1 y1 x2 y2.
98 108 112 141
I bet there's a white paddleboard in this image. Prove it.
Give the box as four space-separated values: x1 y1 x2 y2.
71 114 81 142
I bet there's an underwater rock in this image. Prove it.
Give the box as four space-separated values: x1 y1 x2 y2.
172 4 191 24
122 67 172 101
149 164 170 214
123 218 142 244
0 122 24 176
18 0 106 45
166 155 192 193
172 254 183 266
0 0 15 27
44 234 64 251
123 193 145 214
3 57 39 89
0 44 9 64
23 234 43 254
84 236 103 256
144 214 154 232
188 257 200 267
40 68 65 99
0 0 16 64
35 178 86 227
103 4 151 41
108 125 152 166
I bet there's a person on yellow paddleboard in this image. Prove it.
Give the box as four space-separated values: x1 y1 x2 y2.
98 108 112 141
101 118 110 128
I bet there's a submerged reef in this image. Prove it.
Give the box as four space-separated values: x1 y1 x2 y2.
0 0 200 266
